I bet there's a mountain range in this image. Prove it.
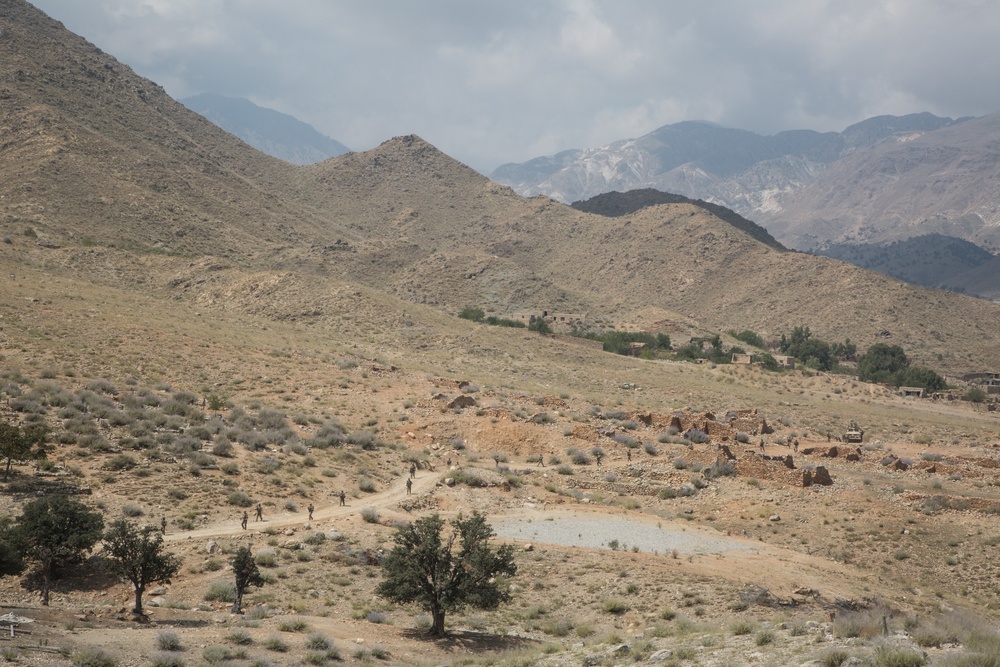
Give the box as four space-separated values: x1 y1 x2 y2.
2 0 1000 377
181 92 350 165
490 113 1000 253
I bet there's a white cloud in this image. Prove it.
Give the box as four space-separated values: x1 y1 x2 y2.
26 0 1000 171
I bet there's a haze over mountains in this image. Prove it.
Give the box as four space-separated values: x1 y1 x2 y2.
181 92 350 165
490 113 1000 253
2 0 1000 375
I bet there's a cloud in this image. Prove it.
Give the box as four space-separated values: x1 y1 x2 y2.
28 0 1000 172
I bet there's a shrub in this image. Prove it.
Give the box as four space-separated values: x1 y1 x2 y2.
155 631 184 651
359 476 377 493
277 619 308 633
106 454 137 471
204 580 237 603
360 507 380 524
755 628 775 646
254 549 278 567
227 491 253 507
821 649 851 667
263 635 288 652
71 647 117 667
643 442 659 456
227 629 253 646
149 652 186 667
305 633 332 651
872 646 925 667
122 503 144 517
685 429 710 444
601 599 628 615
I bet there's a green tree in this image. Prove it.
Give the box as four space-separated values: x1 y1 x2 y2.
457 306 485 322
858 344 910 385
15 496 104 605
375 513 517 636
102 519 182 616
0 515 24 578
965 386 987 403
528 318 553 335
0 421 48 481
231 546 265 614
898 366 947 394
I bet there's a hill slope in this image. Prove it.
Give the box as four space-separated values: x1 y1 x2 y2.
2 0 1000 378
182 92 350 165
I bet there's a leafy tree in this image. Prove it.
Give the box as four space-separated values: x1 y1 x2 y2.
15 496 104 605
756 353 780 372
858 344 910 385
780 326 834 370
231 546 265 614
0 516 24 578
375 513 517 636
831 338 858 361
965 387 987 403
103 519 182 616
458 306 485 323
729 329 765 348
528 318 552 335
0 420 48 481
898 366 947 394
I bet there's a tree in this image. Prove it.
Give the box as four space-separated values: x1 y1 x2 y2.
102 519 181 617
231 546 265 614
0 420 48 481
858 343 910 385
0 516 25 578
898 366 947 394
375 513 517 636
457 306 485 322
15 496 104 605
528 318 552 335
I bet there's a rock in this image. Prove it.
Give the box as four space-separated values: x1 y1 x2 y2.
683 508 694 514
448 395 477 409
327 530 343 541
813 466 834 485
307 589 320 598
284 528 296 536
523 544 534 552
582 655 603 667
206 541 219 554
149 587 168 596
146 597 163 607
444 477 455 487
769 515 781 522
612 643 631 655
649 649 674 663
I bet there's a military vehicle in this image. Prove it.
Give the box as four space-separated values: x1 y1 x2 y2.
843 420 864 443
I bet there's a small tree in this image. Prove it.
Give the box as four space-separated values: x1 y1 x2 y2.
231 546 265 614
103 519 182 617
0 516 24 578
375 513 516 637
15 496 104 605
0 421 48 481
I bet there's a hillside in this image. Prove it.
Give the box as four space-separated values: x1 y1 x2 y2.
182 93 350 165
5 3 1000 666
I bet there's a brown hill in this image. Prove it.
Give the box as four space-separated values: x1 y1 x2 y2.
2 0 1000 379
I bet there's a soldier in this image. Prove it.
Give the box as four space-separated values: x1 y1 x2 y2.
339 490 346 506
627 449 632 462
406 477 412 495
255 503 263 521
241 511 248 530
409 463 416 479
160 516 167 534
307 503 314 520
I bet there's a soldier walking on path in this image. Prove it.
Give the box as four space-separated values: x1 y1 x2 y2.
406 477 412 495
255 503 263 521
241 511 248 530
160 516 167 534
307 503 314 520
409 463 416 479
339 490 346 506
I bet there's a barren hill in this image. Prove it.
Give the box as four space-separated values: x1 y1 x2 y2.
3 0 1000 381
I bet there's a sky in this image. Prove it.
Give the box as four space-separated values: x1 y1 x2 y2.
28 0 1000 173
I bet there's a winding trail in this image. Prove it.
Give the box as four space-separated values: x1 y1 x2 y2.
164 470 442 543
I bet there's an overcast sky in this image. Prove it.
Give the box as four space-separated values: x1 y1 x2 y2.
29 0 1000 173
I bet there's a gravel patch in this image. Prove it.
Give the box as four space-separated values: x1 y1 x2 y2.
493 516 756 554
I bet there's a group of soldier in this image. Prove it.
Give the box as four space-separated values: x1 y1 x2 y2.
239 489 348 530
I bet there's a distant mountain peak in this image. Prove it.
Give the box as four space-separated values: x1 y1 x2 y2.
181 92 349 165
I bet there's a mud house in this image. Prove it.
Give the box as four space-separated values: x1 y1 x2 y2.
512 310 588 327
731 353 752 365
898 386 926 398
773 355 795 370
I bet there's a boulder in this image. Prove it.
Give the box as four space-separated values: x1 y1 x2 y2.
813 466 833 485
206 541 219 554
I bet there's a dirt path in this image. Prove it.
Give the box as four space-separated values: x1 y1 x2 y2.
164 470 441 543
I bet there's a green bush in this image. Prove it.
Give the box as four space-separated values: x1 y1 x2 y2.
204 580 236 603
155 631 183 651
71 647 117 667
227 491 253 507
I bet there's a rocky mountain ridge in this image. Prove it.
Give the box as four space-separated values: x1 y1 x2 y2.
490 113 1000 251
